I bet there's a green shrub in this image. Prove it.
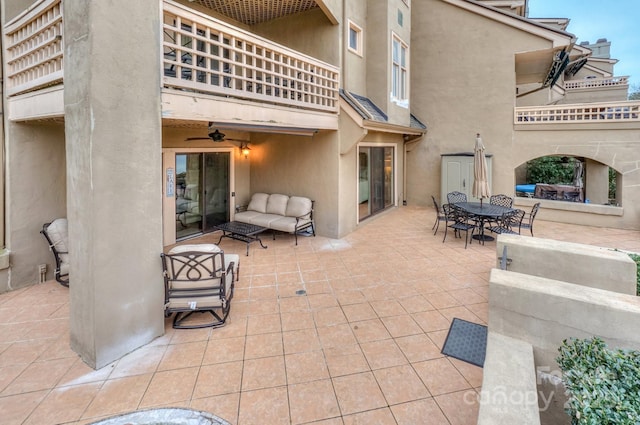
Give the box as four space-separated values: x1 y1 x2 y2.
526 156 575 185
557 337 640 424
629 253 640 296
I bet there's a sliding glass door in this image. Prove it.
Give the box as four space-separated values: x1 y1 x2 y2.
358 146 394 220
175 152 230 239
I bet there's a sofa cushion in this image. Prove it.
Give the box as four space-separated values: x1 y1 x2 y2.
266 194 289 216
269 216 298 233
247 193 270 213
285 196 312 218
235 210 264 224
247 213 284 228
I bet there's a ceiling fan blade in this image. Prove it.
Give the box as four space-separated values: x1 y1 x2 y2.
184 137 213 141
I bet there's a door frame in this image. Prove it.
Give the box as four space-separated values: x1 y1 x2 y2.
162 147 236 246
357 142 398 222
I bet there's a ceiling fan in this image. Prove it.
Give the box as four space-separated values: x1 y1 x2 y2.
184 122 247 143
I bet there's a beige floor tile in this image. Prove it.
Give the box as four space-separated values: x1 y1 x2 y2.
317 324 358 349
450 358 484 388
390 397 449 425
342 407 397 425
282 328 321 354
157 341 206 371
369 299 406 317
238 387 290 425
360 339 407 370
246 313 281 335
397 295 436 313
202 336 245 365
413 358 471 396
380 314 423 338
0 363 28 393
193 361 243 398
0 339 51 367
249 273 277 287
278 296 309 313
190 392 240 425
23 382 102 425
244 332 283 359
341 303 377 322
435 389 480 425
332 372 386 415
36 336 77 362
211 316 248 339
324 345 369 377
280 311 315 331
438 305 482 324
448 287 488 305
0 390 48 425
395 334 444 363
351 318 391 343
82 374 153 419
333 290 366 306
167 327 212 345
288 379 340 424
2 356 76 395
313 306 347 327
285 350 330 384
427 330 450 350
139 367 199 408
249 285 278 301
411 310 451 333
466 302 489 323
242 356 286 391
374 364 430 405
304 281 332 295
110 345 166 379
426 291 461 309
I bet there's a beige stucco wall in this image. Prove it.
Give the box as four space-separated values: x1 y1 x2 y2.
408 0 557 207
0 123 66 293
513 127 640 229
343 0 367 93
64 0 164 369
560 86 629 104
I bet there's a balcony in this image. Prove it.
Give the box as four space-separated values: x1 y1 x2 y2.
565 76 629 91
4 0 340 121
515 101 640 124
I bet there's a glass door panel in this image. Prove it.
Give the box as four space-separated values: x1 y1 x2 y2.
359 146 394 221
176 153 203 239
203 152 230 231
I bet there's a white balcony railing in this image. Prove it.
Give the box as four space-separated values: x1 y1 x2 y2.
565 76 629 90
4 0 63 97
162 1 340 112
4 0 339 114
515 101 640 124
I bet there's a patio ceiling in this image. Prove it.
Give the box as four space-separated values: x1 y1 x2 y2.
186 0 320 25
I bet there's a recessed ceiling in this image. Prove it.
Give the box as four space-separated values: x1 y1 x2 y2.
187 0 319 25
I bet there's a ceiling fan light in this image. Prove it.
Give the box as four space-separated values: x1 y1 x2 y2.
209 129 226 142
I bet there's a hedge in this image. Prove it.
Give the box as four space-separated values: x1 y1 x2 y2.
557 337 640 424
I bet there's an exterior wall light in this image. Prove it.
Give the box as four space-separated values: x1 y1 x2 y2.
240 143 251 158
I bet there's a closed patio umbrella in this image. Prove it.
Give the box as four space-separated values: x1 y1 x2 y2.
472 133 491 206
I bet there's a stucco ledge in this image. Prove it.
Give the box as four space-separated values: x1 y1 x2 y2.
515 197 623 216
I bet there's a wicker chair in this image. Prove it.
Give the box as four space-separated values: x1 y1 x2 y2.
161 244 239 329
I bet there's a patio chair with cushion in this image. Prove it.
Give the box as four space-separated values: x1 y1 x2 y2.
443 204 476 249
447 191 467 204
431 195 447 235
520 202 541 236
40 218 70 287
161 244 239 329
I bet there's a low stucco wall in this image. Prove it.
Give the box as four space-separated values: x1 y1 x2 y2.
489 269 640 424
496 234 636 295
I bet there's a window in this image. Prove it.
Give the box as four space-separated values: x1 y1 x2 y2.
348 21 363 56
391 34 408 105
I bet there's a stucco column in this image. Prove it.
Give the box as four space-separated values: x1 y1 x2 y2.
63 0 164 369
585 159 609 204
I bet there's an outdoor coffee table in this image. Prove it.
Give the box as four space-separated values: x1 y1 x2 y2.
215 221 268 256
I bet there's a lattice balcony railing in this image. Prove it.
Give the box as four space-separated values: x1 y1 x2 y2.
515 101 640 124
4 0 63 97
162 1 340 112
565 76 629 90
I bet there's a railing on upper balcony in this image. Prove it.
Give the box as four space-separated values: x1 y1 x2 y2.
515 101 640 124
162 1 340 112
4 0 63 97
565 76 629 90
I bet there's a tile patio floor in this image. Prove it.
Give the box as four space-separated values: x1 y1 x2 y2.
1 206 639 425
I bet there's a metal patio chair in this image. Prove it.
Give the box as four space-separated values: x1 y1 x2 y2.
447 191 467 205
489 194 514 208
431 195 447 235
161 244 239 329
40 218 70 287
487 209 525 235
443 204 477 249
520 202 541 236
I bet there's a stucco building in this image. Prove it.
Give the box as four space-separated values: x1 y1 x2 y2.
1 0 638 367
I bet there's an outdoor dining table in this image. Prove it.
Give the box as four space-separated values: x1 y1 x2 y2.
452 202 516 242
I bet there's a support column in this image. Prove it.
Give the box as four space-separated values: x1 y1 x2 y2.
585 159 609 205
64 0 164 369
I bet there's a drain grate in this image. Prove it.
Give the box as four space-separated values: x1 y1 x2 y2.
295 289 307 296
